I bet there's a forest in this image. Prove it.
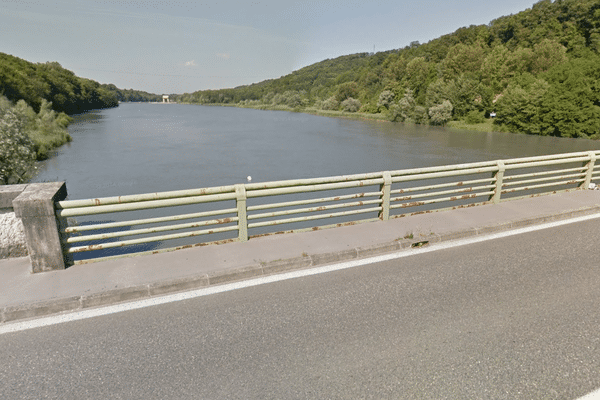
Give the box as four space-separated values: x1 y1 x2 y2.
174 0 600 139
0 53 161 183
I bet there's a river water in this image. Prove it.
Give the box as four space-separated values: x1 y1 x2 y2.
33 103 600 200
32 103 600 260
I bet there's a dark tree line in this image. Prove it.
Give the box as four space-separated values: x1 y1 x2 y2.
100 84 162 102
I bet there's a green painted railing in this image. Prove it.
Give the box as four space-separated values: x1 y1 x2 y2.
56 151 600 264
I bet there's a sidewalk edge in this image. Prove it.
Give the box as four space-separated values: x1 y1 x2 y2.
3 205 600 325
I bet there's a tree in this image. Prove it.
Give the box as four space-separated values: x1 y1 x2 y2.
442 43 486 79
494 77 549 135
341 97 361 112
377 90 395 110
334 82 359 102
428 100 453 125
404 57 430 99
530 39 567 74
0 107 36 184
390 88 416 122
538 58 600 137
321 96 339 110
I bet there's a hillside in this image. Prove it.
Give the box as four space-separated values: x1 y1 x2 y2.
0 53 166 183
175 0 600 139
0 53 118 114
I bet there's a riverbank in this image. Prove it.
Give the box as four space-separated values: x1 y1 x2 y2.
180 102 506 133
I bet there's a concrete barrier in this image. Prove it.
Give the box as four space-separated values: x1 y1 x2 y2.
4 182 70 273
0 184 28 259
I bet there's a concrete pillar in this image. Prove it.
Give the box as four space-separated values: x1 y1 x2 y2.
12 182 69 273
235 184 248 242
491 161 506 204
379 171 392 220
581 151 596 189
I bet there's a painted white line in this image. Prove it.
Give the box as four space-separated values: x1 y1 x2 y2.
2 212 600 335
577 388 600 400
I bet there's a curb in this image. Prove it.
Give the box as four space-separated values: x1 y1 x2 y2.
2 204 600 325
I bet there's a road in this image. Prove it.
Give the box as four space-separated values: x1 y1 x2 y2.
2 218 600 399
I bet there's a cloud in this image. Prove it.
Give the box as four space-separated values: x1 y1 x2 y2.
183 60 197 67
216 53 230 60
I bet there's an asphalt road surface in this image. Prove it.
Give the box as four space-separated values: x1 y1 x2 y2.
2 218 600 399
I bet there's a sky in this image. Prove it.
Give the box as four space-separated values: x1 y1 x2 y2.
1 0 540 95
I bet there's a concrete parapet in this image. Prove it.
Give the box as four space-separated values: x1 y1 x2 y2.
12 182 69 273
0 184 28 210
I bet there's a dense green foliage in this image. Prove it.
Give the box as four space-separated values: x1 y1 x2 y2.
0 53 164 184
175 0 600 138
0 53 118 114
0 95 74 183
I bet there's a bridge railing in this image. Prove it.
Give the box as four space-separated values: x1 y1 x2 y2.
50 150 599 266
10 150 599 272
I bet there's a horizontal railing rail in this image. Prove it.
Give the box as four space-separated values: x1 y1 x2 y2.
56 150 600 264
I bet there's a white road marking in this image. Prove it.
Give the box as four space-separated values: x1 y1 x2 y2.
578 389 600 400
2 212 600 335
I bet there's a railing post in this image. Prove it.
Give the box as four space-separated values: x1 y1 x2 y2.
12 182 70 273
379 171 392 220
491 161 505 204
235 184 248 242
581 151 596 189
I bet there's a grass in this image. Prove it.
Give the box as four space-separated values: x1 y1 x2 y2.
180 101 510 133
446 119 498 133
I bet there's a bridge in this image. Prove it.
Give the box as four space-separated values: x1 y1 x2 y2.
0 150 599 322
2 151 600 398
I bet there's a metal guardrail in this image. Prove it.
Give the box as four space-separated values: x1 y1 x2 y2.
56 151 600 264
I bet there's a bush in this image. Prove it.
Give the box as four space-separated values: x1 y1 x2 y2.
0 109 36 184
465 110 485 124
428 100 453 125
377 90 395 110
341 97 361 113
321 96 340 111
391 88 416 122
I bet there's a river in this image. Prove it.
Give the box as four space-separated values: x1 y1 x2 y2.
33 103 600 201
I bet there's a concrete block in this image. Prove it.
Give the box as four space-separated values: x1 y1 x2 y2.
208 265 263 285
3 297 81 322
18 215 66 272
13 182 67 218
12 182 69 273
149 275 209 296
310 248 358 266
0 184 28 209
81 286 149 308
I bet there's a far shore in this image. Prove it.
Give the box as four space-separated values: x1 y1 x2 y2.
174 101 501 134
